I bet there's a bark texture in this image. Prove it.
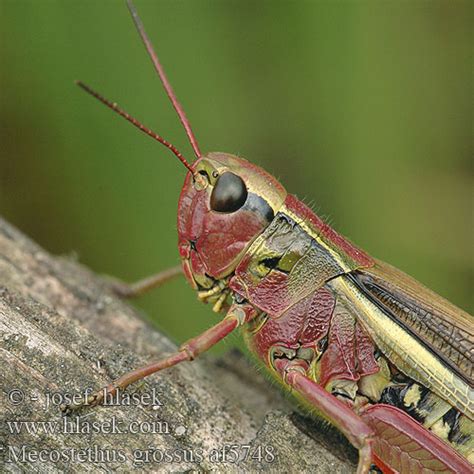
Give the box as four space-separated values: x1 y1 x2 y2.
0 217 355 472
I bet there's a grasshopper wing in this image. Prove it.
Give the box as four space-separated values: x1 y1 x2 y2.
352 259 473 388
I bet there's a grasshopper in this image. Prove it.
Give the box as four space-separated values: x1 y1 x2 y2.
69 1 474 472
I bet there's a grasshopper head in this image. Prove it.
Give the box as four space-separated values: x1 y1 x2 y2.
76 6 287 293
177 152 286 290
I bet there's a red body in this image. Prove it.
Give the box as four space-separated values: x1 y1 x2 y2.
176 153 473 473
78 3 473 472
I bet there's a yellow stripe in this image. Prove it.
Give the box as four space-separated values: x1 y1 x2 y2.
329 276 474 419
282 204 353 273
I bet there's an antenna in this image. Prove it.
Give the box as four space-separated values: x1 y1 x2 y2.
76 80 195 174
126 0 202 158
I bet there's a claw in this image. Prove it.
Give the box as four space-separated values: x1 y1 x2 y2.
101 274 133 298
60 388 107 416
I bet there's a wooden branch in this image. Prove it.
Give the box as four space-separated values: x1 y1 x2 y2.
0 217 354 472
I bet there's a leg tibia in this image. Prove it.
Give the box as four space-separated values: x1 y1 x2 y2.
62 312 240 414
111 265 182 298
276 361 374 474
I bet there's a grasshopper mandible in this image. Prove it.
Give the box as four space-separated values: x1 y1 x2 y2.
69 1 474 472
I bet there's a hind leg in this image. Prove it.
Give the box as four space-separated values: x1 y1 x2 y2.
274 360 374 474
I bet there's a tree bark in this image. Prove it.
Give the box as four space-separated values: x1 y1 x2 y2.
0 217 355 472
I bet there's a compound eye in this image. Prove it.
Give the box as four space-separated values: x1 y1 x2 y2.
210 172 248 213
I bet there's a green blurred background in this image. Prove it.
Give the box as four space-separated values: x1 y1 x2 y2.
1 1 472 353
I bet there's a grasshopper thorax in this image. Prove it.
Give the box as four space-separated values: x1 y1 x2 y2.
177 152 286 291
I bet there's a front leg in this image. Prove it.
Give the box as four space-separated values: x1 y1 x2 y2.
109 264 183 298
62 300 256 414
